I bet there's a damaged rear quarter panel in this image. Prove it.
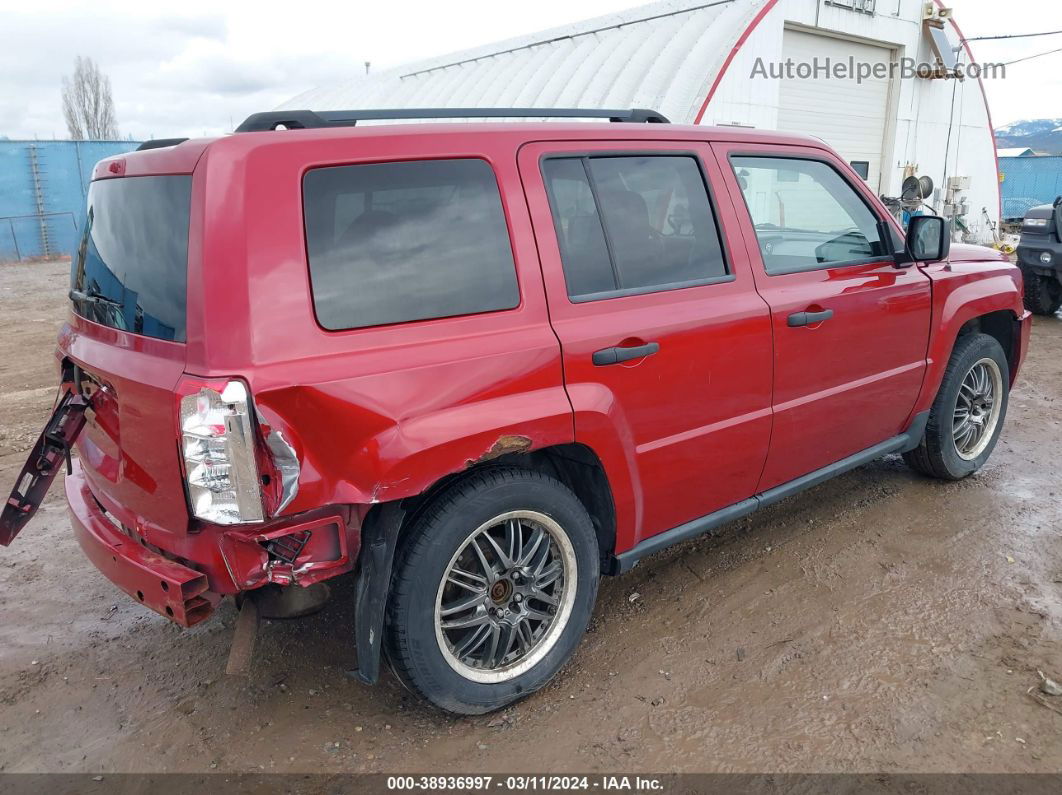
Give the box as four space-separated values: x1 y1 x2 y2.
254 379 574 511
198 131 579 515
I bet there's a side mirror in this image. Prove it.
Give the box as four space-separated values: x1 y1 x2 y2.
901 215 950 265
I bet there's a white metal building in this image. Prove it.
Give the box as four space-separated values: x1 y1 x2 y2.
282 0 1001 242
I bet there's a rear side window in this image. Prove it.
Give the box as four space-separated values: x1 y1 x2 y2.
542 155 728 301
303 159 519 330
71 176 192 342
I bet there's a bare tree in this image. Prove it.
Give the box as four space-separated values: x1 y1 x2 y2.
61 56 120 140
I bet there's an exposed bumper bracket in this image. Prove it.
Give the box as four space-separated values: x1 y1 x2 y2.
1 389 88 546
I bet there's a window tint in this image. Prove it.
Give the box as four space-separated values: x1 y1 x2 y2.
731 157 888 274
543 155 728 300
71 176 192 342
304 159 519 330
540 159 615 297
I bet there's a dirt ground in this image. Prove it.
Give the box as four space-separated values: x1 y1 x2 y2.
0 259 1060 775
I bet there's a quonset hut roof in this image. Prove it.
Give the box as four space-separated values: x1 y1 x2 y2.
279 0 768 123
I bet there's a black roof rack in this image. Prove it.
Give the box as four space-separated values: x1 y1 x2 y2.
136 138 189 151
235 107 670 133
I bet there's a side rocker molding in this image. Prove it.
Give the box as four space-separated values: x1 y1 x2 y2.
352 502 406 685
610 411 930 575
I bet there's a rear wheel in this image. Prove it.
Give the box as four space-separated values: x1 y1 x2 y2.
1023 270 1062 316
385 467 599 715
904 333 1010 480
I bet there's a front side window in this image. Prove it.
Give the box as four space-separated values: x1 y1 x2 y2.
731 156 889 275
542 155 728 301
303 159 519 330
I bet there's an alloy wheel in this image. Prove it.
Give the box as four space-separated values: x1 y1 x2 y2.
953 357 1003 461
433 510 577 683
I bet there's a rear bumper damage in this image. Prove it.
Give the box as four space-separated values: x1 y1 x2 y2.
68 462 217 627
66 459 359 627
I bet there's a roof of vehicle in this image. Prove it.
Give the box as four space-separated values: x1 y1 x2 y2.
92 121 831 180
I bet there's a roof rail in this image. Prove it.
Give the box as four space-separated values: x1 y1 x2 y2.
136 138 189 151
235 107 670 133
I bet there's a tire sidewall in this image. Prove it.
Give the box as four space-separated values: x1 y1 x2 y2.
389 472 599 714
932 335 1010 478
1024 270 1062 316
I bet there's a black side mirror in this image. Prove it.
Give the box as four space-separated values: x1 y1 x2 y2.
900 215 950 265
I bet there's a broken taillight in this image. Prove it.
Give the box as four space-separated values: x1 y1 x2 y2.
177 378 301 526
179 380 265 525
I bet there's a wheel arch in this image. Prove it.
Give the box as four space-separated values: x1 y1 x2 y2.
395 443 618 576
915 273 1026 419
956 309 1020 383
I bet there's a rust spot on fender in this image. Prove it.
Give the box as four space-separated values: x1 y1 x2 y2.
467 435 533 467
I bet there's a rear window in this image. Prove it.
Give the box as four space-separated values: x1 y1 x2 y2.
303 159 519 330
71 175 192 342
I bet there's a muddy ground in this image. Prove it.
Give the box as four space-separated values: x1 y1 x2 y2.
0 259 1060 774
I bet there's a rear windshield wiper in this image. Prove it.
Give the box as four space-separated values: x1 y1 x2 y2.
69 288 122 307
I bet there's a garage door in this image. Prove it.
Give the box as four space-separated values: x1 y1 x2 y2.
778 29 894 192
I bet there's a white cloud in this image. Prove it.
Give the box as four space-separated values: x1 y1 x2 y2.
1 0 1060 140
954 0 1062 128
0 0 625 140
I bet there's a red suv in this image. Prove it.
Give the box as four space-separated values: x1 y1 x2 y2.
2 108 1032 715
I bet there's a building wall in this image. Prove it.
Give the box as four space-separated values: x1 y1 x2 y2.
706 0 1000 243
0 140 140 262
281 0 758 124
999 156 1062 220
284 0 999 242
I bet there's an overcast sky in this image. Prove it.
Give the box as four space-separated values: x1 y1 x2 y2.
1 0 1060 141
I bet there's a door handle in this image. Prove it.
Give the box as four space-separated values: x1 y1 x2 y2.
592 342 660 366
787 309 834 328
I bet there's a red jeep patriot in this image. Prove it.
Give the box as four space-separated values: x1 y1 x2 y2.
2 108 1032 715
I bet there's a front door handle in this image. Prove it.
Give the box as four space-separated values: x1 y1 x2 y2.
592 342 660 366
787 309 834 328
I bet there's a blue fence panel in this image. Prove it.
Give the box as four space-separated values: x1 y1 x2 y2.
0 140 141 261
0 145 37 260
1000 156 1062 220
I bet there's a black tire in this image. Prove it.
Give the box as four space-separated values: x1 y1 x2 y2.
1023 270 1062 316
903 333 1010 481
385 467 599 715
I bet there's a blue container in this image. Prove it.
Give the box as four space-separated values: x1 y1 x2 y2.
0 140 141 261
1000 155 1062 220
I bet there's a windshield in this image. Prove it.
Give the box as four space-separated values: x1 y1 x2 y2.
71 175 192 342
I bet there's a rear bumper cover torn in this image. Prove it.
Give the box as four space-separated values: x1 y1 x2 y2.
66 459 358 626
68 460 216 627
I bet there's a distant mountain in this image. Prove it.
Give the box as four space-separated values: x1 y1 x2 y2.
995 119 1062 154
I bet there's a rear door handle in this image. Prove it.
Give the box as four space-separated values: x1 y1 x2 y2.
592 342 660 366
787 309 834 327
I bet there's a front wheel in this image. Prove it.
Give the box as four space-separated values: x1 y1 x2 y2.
1023 270 1062 316
385 467 599 715
904 332 1010 480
